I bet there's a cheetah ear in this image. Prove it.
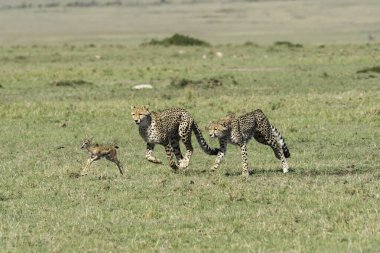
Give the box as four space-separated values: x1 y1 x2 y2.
130 105 135 110
205 121 212 130
143 105 149 110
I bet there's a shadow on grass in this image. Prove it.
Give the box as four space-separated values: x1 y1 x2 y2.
292 167 373 176
182 169 209 176
224 168 290 177
223 166 373 177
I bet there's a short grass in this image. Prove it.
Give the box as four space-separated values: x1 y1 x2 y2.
1 41 380 252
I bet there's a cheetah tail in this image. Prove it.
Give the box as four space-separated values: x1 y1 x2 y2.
192 122 219 155
271 125 290 158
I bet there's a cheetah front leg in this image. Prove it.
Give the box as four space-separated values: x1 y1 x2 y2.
211 138 227 172
145 143 162 164
240 142 249 177
164 144 179 171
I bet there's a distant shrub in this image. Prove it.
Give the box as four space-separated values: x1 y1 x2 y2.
171 77 221 88
357 66 380 74
143 33 210 46
170 75 237 89
51 79 93 87
243 41 259 47
274 41 303 48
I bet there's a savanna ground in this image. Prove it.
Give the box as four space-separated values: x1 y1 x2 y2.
1 0 380 252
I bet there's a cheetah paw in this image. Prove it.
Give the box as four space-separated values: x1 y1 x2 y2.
179 159 189 169
147 157 162 164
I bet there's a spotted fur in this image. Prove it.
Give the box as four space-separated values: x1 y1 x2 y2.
131 106 219 171
207 109 290 176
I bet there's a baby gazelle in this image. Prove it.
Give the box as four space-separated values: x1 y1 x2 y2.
80 138 124 176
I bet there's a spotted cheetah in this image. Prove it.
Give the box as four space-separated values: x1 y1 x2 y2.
131 106 219 171
80 137 124 176
207 109 290 176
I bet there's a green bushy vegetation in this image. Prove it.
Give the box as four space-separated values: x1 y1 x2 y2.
143 33 210 47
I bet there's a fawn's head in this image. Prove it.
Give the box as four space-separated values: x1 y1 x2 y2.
81 137 92 149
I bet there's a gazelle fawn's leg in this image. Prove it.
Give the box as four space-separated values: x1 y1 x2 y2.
145 143 162 164
81 156 99 176
240 143 249 177
107 156 124 175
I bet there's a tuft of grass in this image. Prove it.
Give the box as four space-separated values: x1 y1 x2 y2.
142 33 210 47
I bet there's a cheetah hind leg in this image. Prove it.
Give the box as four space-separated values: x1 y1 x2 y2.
179 148 192 169
271 145 289 173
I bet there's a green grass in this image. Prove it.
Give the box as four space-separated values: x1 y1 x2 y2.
1 41 380 252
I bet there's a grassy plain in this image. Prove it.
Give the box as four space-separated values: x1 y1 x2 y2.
1 1 380 252
1 41 380 252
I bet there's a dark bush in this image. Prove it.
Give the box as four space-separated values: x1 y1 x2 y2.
274 41 303 48
357 66 380 74
171 77 222 88
143 33 210 46
50 79 93 87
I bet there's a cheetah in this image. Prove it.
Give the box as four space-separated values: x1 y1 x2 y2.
80 137 124 176
207 109 290 176
131 106 219 171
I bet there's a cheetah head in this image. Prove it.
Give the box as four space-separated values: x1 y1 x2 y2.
131 106 151 125
207 122 228 138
